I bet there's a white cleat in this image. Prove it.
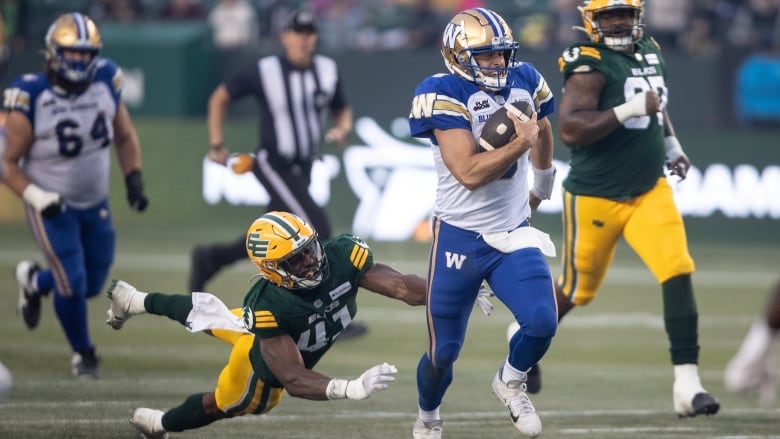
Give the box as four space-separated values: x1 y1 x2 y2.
412 418 443 439
724 320 777 405
131 407 168 439
492 363 541 438
673 364 720 417
106 280 147 330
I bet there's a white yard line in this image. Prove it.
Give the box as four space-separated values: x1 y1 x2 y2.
0 249 775 287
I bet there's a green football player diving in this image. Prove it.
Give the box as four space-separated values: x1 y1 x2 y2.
107 211 493 438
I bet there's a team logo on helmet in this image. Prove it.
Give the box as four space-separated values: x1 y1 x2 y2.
245 211 329 290
45 13 103 84
440 8 519 91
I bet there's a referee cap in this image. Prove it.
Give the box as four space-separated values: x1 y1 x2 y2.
287 9 317 33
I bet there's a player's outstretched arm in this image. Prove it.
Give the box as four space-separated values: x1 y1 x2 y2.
358 262 426 305
260 334 397 401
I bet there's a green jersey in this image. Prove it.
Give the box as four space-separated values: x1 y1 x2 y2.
558 35 668 199
241 234 373 388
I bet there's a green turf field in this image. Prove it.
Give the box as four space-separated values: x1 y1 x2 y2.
1 119 779 438
1 221 779 438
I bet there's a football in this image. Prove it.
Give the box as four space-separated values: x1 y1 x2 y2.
478 101 534 151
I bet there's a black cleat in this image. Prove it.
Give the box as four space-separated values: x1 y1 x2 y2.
72 348 100 379
338 322 369 341
679 393 720 418
526 363 542 394
15 260 42 329
188 245 218 292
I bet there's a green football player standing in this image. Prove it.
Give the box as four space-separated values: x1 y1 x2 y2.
525 0 720 417
106 210 492 437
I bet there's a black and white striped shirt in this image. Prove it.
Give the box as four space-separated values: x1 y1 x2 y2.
225 54 347 167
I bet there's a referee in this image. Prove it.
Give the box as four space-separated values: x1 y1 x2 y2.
189 9 365 339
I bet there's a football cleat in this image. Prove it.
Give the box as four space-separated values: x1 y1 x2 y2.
673 364 720 417
131 407 169 439
412 418 443 439
492 362 542 438
71 348 100 379
15 260 42 329
337 321 369 341
106 280 147 330
188 244 219 292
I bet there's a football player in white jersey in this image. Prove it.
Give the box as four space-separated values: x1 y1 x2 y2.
408 8 557 439
1 12 148 378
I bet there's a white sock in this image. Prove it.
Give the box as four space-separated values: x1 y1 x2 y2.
418 406 440 422
674 364 705 393
501 360 528 383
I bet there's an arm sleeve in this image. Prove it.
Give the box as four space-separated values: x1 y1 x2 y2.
224 61 264 101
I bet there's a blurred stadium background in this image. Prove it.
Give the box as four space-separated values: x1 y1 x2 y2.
1 1 779 438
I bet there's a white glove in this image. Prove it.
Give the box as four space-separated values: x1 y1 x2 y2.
23 183 63 218
326 362 398 400
613 92 648 123
475 285 495 316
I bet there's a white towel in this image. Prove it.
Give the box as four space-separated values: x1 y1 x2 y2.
186 292 250 334
481 226 557 257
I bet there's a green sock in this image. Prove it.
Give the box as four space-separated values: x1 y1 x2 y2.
144 293 193 326
161 392 216 432
662 274 700 365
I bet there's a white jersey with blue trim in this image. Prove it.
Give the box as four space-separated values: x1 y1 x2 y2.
408 63 555 234
4 58 123 209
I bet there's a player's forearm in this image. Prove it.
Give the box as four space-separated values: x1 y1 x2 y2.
559 109 623 146
530 119 553 169
399 274 427 306
207 85 230 147
332 107 353 135
1 162 33 197
281 371 332 401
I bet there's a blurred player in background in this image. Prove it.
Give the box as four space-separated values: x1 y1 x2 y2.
408 7 558 438
107 211 494 437
187 8 367 339
544 0 719 417
1 12 148 378
724 278 780 404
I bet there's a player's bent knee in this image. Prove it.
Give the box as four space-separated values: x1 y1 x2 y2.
525 309 558 338
432 342 461 369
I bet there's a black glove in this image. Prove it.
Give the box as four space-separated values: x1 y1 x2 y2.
41 197 64 218
124 169 148 212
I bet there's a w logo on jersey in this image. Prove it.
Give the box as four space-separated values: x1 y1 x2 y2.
445 251 466 270
411 92 437 119
442 22 462 49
